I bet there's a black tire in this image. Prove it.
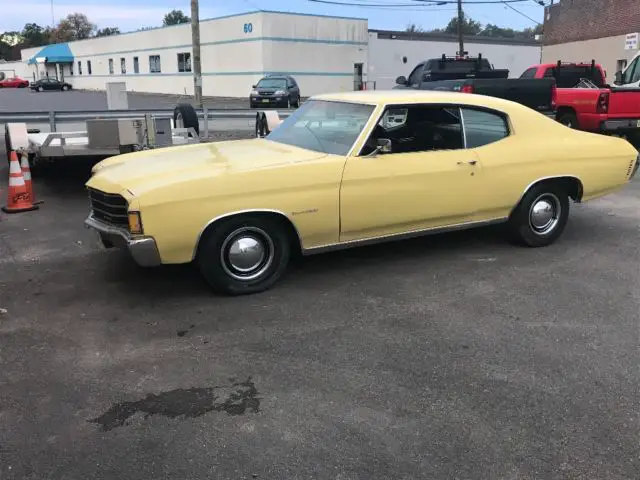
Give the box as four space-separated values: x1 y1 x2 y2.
507 182 570 247
173 103 199 136
292 97 300 108
37 86 44 92
197 215 291 295
557 111 578 129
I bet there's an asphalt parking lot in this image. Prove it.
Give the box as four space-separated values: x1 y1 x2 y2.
1 152 639 478
0 87 248 112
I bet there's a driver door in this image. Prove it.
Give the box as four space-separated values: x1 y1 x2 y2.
339 104 481 242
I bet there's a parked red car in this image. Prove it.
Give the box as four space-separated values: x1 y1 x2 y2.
520 62 640 144
0 76 29 88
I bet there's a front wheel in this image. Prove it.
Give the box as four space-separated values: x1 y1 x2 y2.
196 216 291 295
507 183 569 247
37 86 44 92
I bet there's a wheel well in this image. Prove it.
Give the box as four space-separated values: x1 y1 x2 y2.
527 177 584 203
194 211 303 260
556 107 576 120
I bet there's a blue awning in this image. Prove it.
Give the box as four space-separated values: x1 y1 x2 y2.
27 43 74 64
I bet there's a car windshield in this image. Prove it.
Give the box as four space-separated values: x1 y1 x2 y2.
266 100 375 156
257 78 287 89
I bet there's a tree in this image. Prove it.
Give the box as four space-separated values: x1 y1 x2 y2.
405 24 424 33
163 9 190 26
96 27 121 37
21 23 50 47
444 13 483 36
54 13 96 41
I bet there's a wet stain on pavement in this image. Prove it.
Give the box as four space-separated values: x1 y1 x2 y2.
89 378 260 431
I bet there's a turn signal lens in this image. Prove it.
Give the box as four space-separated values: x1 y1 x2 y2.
128 211 143 234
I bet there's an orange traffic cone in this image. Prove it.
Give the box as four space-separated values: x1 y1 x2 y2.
2 151 38 214
19 153 34 203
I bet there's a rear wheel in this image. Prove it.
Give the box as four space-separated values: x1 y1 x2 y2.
557 111 578 129
507 183 570 247
196 216 291 295
61 85 69 91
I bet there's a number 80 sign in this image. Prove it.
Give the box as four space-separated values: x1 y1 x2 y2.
243 23 253 33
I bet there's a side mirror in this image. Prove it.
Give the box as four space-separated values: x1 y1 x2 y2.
614 71 623 85
252 84 257 88
395 76 407 85
377 138 392 154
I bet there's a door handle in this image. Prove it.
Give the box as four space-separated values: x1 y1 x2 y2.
457 160 477 166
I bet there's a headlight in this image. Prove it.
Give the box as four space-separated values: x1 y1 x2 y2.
274 90 285 95
250 90 258 95
128 211 144 234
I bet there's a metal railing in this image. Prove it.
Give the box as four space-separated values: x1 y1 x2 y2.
0 108 294 137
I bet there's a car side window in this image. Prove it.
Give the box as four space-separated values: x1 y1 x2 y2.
407 64 424 86
625 57 640 84
461 108 509 148
520 67 537 79
361 105 464 155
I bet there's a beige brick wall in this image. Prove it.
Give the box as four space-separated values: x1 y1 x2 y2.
542 35 638 83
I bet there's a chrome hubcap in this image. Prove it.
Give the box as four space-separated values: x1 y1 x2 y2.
220 227 274 281
529 193 561 235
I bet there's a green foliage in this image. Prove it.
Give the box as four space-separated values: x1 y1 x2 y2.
163 9 190 26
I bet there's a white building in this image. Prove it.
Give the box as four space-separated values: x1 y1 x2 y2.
368 30 542 90
19 10 541 97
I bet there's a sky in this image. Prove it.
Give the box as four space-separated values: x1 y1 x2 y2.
0 0 545 34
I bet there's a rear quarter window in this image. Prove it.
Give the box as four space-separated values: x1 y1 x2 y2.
520 67 537 79
462 108 509 148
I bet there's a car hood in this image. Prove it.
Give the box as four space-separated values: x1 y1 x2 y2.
86 139 326 196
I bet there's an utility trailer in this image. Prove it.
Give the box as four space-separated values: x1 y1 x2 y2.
5 112 199 168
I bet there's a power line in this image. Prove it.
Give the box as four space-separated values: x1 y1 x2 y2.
500 0 541 24
307 0 453 8
308 0 536 6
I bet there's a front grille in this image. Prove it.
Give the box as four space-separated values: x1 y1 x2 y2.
88 188 129 228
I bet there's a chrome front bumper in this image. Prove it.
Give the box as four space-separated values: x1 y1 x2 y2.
85 214 161 267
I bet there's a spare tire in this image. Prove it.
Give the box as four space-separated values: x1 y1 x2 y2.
173 103 199 137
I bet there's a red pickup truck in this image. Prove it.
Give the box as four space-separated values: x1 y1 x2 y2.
520 62 640 143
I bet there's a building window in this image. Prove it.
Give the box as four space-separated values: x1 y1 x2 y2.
121 57 126 74
133 57 139 74
108 58 114 74
87 60 92 75
177 52 191 72
149 55 161 73
78 61 82 75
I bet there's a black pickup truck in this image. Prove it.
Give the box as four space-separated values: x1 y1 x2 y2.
394 55 556 115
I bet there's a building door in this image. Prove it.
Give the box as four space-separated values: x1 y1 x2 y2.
353 63 363 90
59 64 64 82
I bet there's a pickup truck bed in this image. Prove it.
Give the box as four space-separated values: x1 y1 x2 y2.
418 78 556 115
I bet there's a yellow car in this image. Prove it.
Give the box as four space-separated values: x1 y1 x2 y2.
85 91 639 295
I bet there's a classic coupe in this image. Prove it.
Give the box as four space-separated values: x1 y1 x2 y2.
85 91 639 295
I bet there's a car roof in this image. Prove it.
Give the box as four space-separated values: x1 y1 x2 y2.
312 90 521 110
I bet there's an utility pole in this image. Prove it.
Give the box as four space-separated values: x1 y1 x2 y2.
190 0 203 108
457 0 464 56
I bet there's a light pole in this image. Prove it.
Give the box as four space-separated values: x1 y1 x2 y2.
190 0 203 107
